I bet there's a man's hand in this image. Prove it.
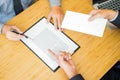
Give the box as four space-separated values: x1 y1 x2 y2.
88 9 117 21
2 24 24 41
48 49 77 79
47 6 64 31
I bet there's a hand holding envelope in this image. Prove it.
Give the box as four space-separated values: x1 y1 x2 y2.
61 11 107 37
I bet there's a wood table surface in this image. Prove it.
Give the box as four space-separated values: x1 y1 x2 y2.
0 0 120 80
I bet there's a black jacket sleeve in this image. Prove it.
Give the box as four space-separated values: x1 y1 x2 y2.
111 10 120 28
70 74 84 80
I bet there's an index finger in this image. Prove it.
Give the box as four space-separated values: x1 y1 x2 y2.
48 49 58 60
89 13 103 21
89 9 100 15
11 26 23 34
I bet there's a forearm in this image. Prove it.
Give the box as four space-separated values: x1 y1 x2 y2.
49 0 61 7
70 74 84 80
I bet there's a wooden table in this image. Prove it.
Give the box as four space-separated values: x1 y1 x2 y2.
0 0 120 80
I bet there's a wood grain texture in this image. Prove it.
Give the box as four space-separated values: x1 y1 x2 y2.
0 0 120 80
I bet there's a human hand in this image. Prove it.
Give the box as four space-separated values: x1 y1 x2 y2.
47 6 64 31
2 24 24 41
48 49 77 79
88 9 117 21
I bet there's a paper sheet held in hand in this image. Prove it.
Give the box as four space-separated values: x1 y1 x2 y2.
61 11 107 37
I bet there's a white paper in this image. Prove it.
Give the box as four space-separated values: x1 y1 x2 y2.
21 18 79 71
61 11 107 37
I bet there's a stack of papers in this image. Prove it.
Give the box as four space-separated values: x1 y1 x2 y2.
61 11 107 37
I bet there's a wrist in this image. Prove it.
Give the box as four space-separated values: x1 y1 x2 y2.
64 67 78 79
51 6 61 9
67 71 78 79
107 10 117 20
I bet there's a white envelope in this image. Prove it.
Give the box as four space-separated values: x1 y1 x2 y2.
61 11 107 37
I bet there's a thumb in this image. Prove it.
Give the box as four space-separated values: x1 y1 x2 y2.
58 55 70 67
47 14 52 23
12 26 23 33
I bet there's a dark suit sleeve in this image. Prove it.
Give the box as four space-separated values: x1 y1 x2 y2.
111 10 120 28
70 74 84 80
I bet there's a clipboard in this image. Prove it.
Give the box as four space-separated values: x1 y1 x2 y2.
21 17 80 72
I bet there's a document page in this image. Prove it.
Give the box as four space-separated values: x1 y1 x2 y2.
61 11 107 37
21 17 80 71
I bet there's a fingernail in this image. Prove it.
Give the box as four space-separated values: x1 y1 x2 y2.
67 58 69 60
59 28 61 31
65 56 67 58
59 28 63 31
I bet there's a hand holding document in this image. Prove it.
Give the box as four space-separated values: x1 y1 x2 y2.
61 11 107 37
